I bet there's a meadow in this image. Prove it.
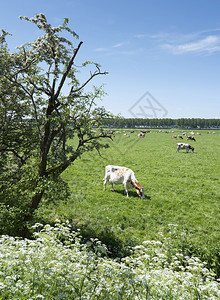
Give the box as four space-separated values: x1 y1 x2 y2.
37 129 220 275
1 129 220 299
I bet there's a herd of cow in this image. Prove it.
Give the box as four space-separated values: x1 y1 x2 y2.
103 130 213 199
108 129 197 153
173 134 196 153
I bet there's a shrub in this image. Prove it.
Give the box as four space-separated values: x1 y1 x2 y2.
0 222 219 299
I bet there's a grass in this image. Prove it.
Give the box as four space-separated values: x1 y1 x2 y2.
37 129 220 275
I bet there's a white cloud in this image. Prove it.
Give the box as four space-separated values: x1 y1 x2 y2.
162 35 220 54
113 42 125 48
94 30 220 56
135 29 220 55
94 47 109 52
113 41 130 48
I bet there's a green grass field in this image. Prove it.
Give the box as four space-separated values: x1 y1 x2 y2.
37 129 220 275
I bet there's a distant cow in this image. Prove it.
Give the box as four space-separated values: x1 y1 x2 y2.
103 165 145 199
173 135 177 139
138 133 145 138
177 135 183 139
176 143 194 153
107 130 115 135
187 136 196 141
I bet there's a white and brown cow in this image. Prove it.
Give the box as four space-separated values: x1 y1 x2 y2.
176 143 194 153
187 136 196 141
103 165 145 199
138 132 145 138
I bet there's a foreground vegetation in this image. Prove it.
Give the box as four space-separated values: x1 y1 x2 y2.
0 222 219 299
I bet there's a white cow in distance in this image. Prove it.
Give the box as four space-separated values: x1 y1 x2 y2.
138 133 145 138
103 165 145 199
176 143 194 153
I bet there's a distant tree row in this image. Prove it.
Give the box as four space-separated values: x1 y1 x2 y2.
103 118 220 129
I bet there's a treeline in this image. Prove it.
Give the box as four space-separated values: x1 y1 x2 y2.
104 118 220 129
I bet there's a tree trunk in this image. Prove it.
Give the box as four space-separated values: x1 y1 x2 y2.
28 191 44 216
21 191 44 237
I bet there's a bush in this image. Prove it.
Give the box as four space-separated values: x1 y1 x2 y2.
0 204 27 236
0 222 219 299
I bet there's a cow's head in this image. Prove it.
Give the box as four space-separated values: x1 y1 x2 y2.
190 146 194 152
137 186 145 199
132 180 145 199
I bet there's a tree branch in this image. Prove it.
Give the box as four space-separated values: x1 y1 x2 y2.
30 93 42 142
29 80 51 96
0 147 25 165
54 41 83 100
70 66 108 94
44 133 112 177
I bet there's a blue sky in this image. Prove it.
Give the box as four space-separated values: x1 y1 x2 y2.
1 0 220 119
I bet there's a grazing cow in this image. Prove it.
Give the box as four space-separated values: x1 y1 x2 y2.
138 133 145 138
177 135 183 139
103 165 145 199
187 136 196 141
107 130 115 135
176 143 194 153
173 135 177 139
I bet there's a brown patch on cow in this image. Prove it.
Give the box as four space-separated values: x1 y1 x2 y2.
131 180 141 190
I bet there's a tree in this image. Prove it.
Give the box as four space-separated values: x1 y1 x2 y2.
0 14 112 226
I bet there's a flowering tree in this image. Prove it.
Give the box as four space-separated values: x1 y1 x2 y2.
0 14 112 227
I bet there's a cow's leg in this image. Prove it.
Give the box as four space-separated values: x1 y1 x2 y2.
110 182 114 192
103 176 107 191
103 175 109 191
124 182 129 197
